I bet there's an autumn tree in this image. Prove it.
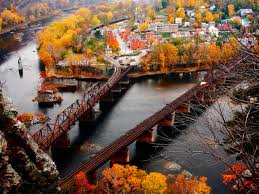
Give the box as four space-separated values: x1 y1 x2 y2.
142 172 167 193
0 9 24 28
228 4 235 17
195 10 202 23
204 11 214 23
176 8 185 19
91 15 101 26
207 44 221 67
74 171 95 194
167 174 211 194
139 22 149 32
0 18 2 31
101 164 147 193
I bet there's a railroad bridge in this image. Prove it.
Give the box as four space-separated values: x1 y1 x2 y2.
59 57 246 190
32 55 134 152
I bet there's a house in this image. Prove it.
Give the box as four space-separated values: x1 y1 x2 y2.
171 32 182 38
149 23 178 33
221 19 231 24
210 4 216 11
208 26 219 37
201 23 209 29
184 22 191 27
241 18 251 27
105 46 113 54
155 15 167 22
218 23 233 32
121 28 131 41
175 18 182 25
240 9 253 17
186 10 195 18
130 39 146 50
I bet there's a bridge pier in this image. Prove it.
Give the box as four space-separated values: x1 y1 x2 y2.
111 83 122 97
158 112 175 128
119 76 130 91
79 110 98 126
99 92 114 111
136 129 154 144
176 102 191 113
52 132 70 149
110 147 129 166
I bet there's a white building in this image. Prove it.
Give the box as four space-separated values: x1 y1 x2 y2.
175 18 182 25
240 9 253 17
149 23 178 33
208 26 219 37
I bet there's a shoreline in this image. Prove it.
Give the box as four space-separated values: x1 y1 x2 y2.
0 15 57 36
0 6 80 37
50 66 210 81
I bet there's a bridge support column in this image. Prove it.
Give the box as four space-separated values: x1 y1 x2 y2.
99 92 114 112
158 112 175 127
136 129 154 144
79 109 97 126
110 147 129 166
119 76 130 91
176 101 191 113
52 132 70 149
111 83 122 97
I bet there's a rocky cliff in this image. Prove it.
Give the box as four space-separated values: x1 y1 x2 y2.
0 92 60 193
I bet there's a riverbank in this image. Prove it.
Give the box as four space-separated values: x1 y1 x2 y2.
129 66 210 79
0 14 59 36
0 5 80 37
50 65 210 81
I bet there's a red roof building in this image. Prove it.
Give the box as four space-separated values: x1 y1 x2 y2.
130 39 146 50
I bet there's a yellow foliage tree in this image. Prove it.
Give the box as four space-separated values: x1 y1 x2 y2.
1 9 24 27
195 10 202 23
139 22 149 32
0 18 2 31
176 8 185 19
205 11 214 22
228 4 235 17
142 172 167 194
169 16 175 23
101 164 147 193
91 15 101 26
167 174 211 194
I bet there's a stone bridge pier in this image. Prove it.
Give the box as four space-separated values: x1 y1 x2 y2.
79 109 98 126
110 147 129 166
158 112 176 128
51 132 70 151
136 129 154 144
119 76 130 91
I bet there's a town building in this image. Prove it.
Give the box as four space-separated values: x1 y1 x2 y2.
130 39 146 50
240 9 253 17
149 22 178 33
175 18 183 25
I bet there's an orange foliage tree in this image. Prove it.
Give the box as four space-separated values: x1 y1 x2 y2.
228 4 235 17
0 9 24 29
167 174 211 194
74 171 95 194
223 163 257 192
100 164 147 193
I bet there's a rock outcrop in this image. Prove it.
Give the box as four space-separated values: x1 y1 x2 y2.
0 93 60 193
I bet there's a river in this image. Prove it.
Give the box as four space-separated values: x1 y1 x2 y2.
0 12 232 194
